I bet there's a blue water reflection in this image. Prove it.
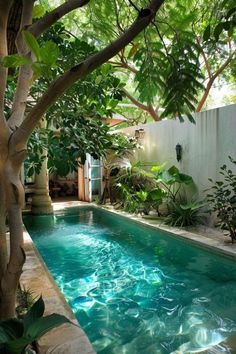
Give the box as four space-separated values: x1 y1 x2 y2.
24 207 236 353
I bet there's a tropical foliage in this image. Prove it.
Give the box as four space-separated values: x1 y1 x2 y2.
111 162 205 225
73 0 236 122
166 200 207 227
0 296 69 354
207 156 236 242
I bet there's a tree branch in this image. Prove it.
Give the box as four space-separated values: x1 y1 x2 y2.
196 36 212 80
196 49 236 112
29 0 90 38
13 0 165 145
123 88 160 121
0 0 13 132
7 0 35 131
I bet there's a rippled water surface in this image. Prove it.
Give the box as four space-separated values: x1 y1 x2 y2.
24 207 236 353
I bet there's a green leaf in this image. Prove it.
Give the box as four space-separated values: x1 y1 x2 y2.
95 75 103 85
149 188 165 201
0 319 24 341
33 4 46 19
187 113 196 124
0 327 13 344
22 31 41 60
3 54 31 68
151 163 166 173
25 314 70 340
23 296 45 333
5 337 30 354
40 41 59 66
214 23 224 41
203 25 211 41
32 62 47 78
168 166 180 176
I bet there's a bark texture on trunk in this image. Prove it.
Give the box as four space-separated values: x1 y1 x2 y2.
0 137 26 319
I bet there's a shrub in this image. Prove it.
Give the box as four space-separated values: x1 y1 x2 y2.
166 200 207 227
0 296 70 354
207 156 236 242
16 287 36 317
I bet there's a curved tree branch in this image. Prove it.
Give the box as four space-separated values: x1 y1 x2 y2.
196 37 212 80
29 0 90 38
7 0 35 131
13 0 165 146
123 88 160 121
197 49 236 112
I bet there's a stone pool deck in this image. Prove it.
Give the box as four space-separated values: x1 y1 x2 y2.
22 200 236 354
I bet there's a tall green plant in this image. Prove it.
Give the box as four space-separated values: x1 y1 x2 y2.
207 156 236 242
0 297 70 354
152 165 194 202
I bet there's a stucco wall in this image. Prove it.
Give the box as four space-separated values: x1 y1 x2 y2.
119 104 236 198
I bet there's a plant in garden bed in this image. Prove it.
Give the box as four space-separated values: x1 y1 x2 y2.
16 287 36 318
207 156 236 242
152 165 194 204
165 200 208 227
0 296 70 354
113 161 158 213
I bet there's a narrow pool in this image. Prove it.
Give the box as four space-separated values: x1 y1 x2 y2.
24 207 236 353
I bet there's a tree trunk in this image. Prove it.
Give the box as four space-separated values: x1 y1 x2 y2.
0 138 26 319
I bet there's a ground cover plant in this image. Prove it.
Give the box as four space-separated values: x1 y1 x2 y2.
207 156 236 242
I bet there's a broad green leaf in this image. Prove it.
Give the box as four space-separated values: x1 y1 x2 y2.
0 327 13 344
0 319 24 341
32 62 47 78
40 41 59 66
23 296 44 333
3 54 31 68
25 314 70 339
33 4 46 19
101 64 112 76
177 173 194 184
168 166 180 176
5 337 30 354
22 31 41 60
149 188 165 201
151 163 166 173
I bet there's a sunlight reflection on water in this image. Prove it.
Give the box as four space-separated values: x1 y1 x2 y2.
24 207 236 353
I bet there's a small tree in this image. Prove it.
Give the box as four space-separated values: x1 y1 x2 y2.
0 0 165 319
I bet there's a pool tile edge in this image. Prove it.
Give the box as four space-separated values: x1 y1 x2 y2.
93 204 236 261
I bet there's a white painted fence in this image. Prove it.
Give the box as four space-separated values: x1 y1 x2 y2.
118 104 236 198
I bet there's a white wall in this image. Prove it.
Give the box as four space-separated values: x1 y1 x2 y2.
119 104 236 198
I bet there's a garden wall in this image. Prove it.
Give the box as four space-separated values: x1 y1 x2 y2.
118 104 236 198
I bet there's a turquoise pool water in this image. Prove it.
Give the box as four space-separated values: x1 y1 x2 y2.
24 207 236 353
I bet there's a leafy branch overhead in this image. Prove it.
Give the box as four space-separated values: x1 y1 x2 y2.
0 0 166 320
83 0 235 123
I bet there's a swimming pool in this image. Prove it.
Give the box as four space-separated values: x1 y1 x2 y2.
24 206 236 353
